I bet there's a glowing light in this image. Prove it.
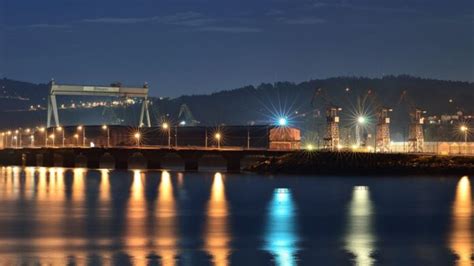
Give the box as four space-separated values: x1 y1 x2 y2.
179 120 186 126
156 170 178 265
449 176 472 266
345 186 375 266
77 126 83 130
460 125 468 132
306 144 314 151
102 125 108 130
205 172 230 266
278 117 288 126
357 116 366 124
134 132 141 139
215 133 221 140
263 188 298 266
162 122 169 129
337 144 343 150
56 127 62 132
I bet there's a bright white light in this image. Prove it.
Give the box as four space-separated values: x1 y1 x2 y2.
179 121 186 126
357 116 366 124
306 144 314 151
278 118 287 126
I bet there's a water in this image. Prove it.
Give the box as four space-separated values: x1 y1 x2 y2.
0 167 472 266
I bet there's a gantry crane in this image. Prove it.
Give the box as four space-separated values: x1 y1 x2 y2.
400 90 425 153
366 89 392 152
311 88 341 151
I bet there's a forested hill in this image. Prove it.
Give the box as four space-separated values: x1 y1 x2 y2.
169 75 473 125
0 76 473 132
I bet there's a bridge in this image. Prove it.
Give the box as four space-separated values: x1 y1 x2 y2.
0 147 294 172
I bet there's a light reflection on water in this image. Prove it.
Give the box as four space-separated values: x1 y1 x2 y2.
204 172 230 266
0 167 472 265
263 188 298 266
345 186 376 266
449 176 472 266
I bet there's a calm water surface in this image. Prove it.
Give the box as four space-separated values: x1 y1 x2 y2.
0 166 472 265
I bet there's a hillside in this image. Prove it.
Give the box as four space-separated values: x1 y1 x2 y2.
1 76 473 141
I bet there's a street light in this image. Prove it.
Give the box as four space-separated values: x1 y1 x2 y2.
13 135 18 148
30 135 35 147
50 134 55 147
215 133 221 149
57 126 65 147
134 132 141 147
15 130 21 148
0 132 4 149
357 116 366 124
74 134 79 146
5 130 13 147
162 122 171 148
460 125 468 143
356 116 367 147
37 127 46 147
102 125 110 147
77 126 85 147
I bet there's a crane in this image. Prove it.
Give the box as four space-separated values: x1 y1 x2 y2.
400 90 425 153
366 89 392 152
311 88 341 151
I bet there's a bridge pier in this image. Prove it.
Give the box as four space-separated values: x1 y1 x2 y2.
222 153 245 172
179 151 203 172
62 151 76 168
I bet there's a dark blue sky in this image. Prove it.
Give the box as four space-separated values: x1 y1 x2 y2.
1 0 473 96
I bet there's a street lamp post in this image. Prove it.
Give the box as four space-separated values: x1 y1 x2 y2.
16 130 21 148
102 125 110 147
175 126 178 147
50 134 55 147
74 134 79 147
460 125 468 143
57 127 65 147
77 126 85 147
134 132 141 147
162 123 171 148
356 116 366 147
13 135 18 148
38 127 46 147
6 131 11 148
215 133 221 149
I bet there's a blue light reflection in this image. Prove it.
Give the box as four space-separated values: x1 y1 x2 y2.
263 188 299 266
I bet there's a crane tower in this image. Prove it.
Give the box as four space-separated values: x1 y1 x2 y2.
375 107 392 152
408 108 424 152
323 106 341 150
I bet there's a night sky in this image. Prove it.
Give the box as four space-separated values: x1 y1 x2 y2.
1 0 473 97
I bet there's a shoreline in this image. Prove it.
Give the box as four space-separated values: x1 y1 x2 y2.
246 151 474 176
